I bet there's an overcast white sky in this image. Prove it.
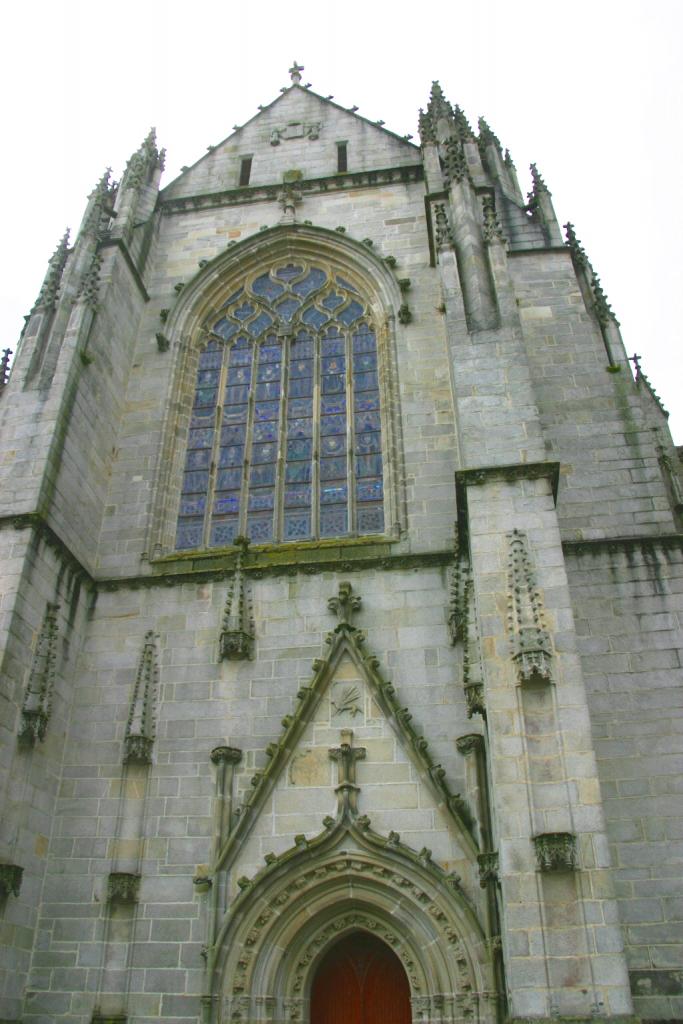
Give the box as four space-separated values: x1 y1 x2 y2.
2 0 681 439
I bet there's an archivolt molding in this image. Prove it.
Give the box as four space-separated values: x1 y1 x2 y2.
211 828 493 1024
146 224 407 558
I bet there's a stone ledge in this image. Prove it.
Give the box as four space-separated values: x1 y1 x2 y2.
455 461 560 545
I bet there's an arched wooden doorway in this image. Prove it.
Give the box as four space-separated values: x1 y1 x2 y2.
310 931 411 1024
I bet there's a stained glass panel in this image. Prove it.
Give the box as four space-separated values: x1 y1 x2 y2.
177 264 385 550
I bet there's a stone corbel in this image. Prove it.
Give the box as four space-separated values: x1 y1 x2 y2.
0 862 23 898
533 832 577 872
107 871 141 904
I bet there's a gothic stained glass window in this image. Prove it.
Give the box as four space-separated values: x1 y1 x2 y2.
175 261 386 550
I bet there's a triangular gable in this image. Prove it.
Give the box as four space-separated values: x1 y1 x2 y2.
161 85 421 201
215 582 477 879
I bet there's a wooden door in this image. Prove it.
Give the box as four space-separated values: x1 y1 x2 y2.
310 931 411 1024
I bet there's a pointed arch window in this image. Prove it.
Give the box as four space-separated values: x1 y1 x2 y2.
175 261 385 549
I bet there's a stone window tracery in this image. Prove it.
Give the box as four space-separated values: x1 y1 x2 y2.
175 260 385 550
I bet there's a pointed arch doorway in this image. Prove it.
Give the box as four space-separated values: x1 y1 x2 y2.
310 931 412 1024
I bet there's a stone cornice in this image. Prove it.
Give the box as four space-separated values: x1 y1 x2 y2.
4 511 680 593
158 163 424 216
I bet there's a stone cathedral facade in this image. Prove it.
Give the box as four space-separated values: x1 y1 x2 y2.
0 65 682 1024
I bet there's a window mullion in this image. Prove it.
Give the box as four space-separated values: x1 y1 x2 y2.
312 331 321 540
239 341 258 538
202 345 227 549
346 328 356 536
275 334 290 543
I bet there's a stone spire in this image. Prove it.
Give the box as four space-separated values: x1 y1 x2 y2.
478 116 502 153
124 631 159 764
121 128 165 192
18 603 60 745
219 537 255 660
31 230 70 313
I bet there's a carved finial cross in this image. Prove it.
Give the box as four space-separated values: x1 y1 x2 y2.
289 61 304 85
329 729 366 786
328 581 361 627
277 183 302 222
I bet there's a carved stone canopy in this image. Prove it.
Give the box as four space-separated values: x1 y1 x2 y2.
533 832 577 873
107 871 140 904
0 863 23 898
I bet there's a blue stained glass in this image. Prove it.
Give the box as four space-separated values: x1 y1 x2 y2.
212 319 238 342
194 388 217 409
229 345 252 365
214 493 241 515
252 273 285 301
209 519 239 547
257 362 281 382
357 506 384 534
250 464 276 487
247 516 274 542
284 485 311 508
274 296 301 321
199 346 224 368
216 468 242 490
260 344 282 363
320 457 347 480
339 300 364 325
322 374 345 394
292 267 327 296
354 392 380 412
286 438 313 460
289 376 313 398
288 398 313 418
221 423 246 445
352 330 376 353
353 371 378 391
355 411 381 433
290 358 313 378
322 355 345 374
321 435 345 456
188 428 214 449
225 385 249 406
284 513 311 539
180 496 206 516
353 351 377 372
176 521 203 549
253 421 278 442
252 442 277 463
302 307 329 330
185 448 211 470
287 418 313 439
218 445 244 467
357 479 383 502
320 507 348 537
336 275 358 293
254 401 280 421
234 302 255 320
220 287 244 309
355 431 381 454
191 411 215 428
321 336 344 356
183 470 210 493
275 264 303 281
320 414 346 436
198 369 220 387
227 365 251 385
292 337 314 356
255 381 281 401
285 461 311 483
322 395 347 415
322 292 345 311
248 490 275 511
223 406 248 425
321 484 347 504
356 454 383 478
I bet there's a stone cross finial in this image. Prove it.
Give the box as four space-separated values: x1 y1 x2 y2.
289 61 304 85
277 182 302 222
329 728 366 817
328 581 361 627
